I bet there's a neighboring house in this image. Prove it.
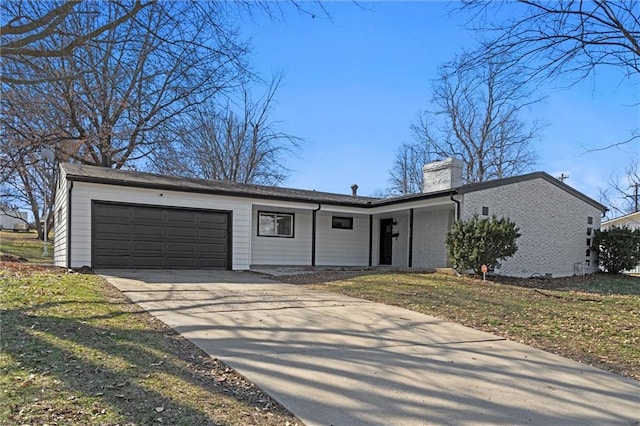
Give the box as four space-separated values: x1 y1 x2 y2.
54 159 606 277
601 211 640 274
0 206 28 230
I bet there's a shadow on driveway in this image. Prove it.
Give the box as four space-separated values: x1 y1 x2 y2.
100 269 640 426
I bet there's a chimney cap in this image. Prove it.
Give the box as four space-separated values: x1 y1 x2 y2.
351 184 359 197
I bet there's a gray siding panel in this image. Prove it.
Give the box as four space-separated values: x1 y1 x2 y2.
92 202 230 269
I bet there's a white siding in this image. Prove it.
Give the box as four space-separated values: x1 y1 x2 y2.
461 178 602 278
315 212 369 266
67 182 253 270
412 206 454 269
251 207 312 265
53 168 68 267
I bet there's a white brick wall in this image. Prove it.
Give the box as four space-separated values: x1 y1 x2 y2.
412 206 454 269
460 178 602 277
423 158 463 192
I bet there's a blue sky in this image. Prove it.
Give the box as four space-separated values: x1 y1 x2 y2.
237 1 639 202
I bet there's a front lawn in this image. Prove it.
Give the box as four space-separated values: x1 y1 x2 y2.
303 272 640 380
1 230 53 263
0 263 301 425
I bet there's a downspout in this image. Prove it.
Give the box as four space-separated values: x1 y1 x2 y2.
408 209 414 268
450 192 461 220
311 204 321 267
368 215 373 267
66 181 74 270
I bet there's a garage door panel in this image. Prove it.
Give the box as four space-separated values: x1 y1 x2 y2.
132 208 165 221
93 202 230 269
131 224 166 236
130 257 167 268
95 204 129 218
131 242 166 252
95 240 129 250
95 223 131 235
166 210 198 222
198 229 227 239
166 227 197 238
165 243 198 253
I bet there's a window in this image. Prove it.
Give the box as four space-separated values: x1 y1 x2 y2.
587 216 593 225
258 212 294 237
587 227 592 236
586 249 591 257
586 238 591 247
332 216 353 229
481 206 489 216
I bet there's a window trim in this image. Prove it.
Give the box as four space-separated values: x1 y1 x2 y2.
257 211 295 238
331 216 354 230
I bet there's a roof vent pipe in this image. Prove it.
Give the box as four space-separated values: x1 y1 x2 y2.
351 184 358 197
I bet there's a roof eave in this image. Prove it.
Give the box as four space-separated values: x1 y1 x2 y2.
64 174 379 208
456 172 607 212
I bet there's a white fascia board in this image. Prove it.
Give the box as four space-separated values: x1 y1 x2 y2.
369 196 455 215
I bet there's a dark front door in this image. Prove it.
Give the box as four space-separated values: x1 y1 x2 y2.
379 218 394 265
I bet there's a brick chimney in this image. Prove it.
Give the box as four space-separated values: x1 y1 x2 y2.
422 158 463 193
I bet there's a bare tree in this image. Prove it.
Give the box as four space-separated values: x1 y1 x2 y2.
396 54 541 188
1 1 249 239
599 159 640 218
388 142 433 195
0 144 56 240
1 0 149 84
2 1 250 168
1 0 329 238
459 1 640 150
460 1 640 81
152 77 302 186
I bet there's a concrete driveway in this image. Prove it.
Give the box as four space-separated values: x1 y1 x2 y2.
99 269 640 426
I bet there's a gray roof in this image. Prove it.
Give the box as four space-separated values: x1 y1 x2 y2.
60 163 606 211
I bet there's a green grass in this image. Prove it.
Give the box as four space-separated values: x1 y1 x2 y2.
0 230 53 263
307 273 640 380
0 267 299 425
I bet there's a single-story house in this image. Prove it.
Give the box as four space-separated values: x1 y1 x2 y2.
601 211 640 274
53 158 606 277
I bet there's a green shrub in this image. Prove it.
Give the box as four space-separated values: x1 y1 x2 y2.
446 215 520 274
593 225 640 274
